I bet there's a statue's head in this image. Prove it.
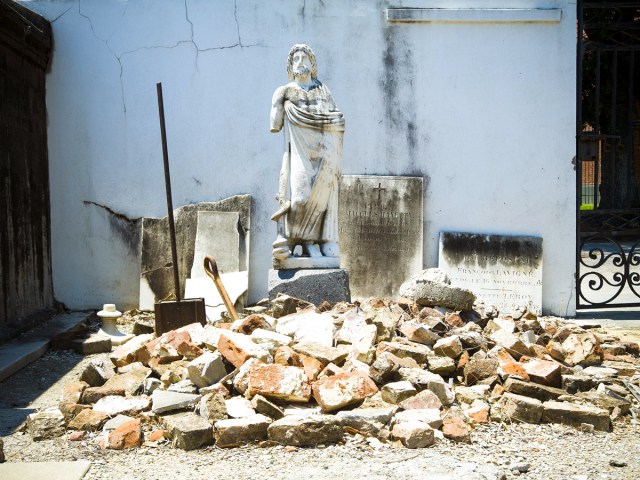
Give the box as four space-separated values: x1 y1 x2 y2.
287 44 317 81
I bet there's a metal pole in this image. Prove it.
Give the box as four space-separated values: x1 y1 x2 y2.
157 82 181 301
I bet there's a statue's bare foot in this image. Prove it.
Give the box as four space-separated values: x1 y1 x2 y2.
305 243 322 257
320 242 340 257
272 236 290 259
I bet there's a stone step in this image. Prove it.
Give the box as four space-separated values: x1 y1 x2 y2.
0 312 91 383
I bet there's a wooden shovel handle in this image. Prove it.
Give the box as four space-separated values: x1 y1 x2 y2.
204 256 240 321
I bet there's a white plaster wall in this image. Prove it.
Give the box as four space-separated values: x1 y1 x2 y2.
20 0 577 316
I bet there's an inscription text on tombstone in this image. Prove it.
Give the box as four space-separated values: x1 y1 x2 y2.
438 232 543 314
339 175 423 298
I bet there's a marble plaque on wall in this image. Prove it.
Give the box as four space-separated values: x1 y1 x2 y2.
339 175 423 299
438 232 543 314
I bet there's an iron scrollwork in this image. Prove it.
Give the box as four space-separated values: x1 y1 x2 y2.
578 235 640 307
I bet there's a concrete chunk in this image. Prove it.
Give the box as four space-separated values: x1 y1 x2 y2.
187 351 227 388
248 363 311 402
542 400 611 431
214 414 272 447
163 412 214 450
312 371 378 412
27 409 66 440
391 421 435 448
151 390 201 414
268 414 344 446
495 392 543 424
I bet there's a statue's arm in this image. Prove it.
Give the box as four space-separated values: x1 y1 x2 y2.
270 86 287 132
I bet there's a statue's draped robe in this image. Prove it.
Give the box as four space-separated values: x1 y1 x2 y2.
283 88 345 244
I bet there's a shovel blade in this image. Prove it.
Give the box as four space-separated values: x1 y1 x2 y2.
154 298 206 335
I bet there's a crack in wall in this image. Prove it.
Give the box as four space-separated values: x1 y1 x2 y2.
83 201 139 225
76 0 264 113
78 0 127 113
51 6 73 24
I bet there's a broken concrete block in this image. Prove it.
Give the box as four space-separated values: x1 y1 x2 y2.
27 409 66 441
367 306 403 342
399 389 443 411
251 394 285 420
80 358 116 387
214 414 272 447
463 401 490 424
397 368 455 406
292 342 349 367
399 321 441 346
503 378 565 402
394 408 443 429
495 348 529 382
521 358 562 388
495 392 543 424
102 414 134 432
151 390 201 414
542 400 611 431
312 371 378 412
234 315 273 335
433 336 463 359
335 407 396 435
399 268 476 310
376 341 430 365
442 416 471 443
601 360 638 377
381 381 417 404
108 418 143 450
225 397 256 418
318 362 344 379
454 385 489 405
427 355 456 376
60 381 89 407
464 358 499 386
109 333 155 367
391 421 435 449
81 387 126 404
199 392 228 422
582 365 619 378
561 374 594 394
274 345 304 367
142 377 162 395
187 351 227 388
250 328 292 353
163 412 214 450
562 333 603 367
275 311 335 347
490 329 530 359
93 395 151 417
233 358 260 395
68 409 109 432
218 331 272 368
270 294 305 318
248 363 311 403
168 379 198 394
368 351 404 384
267 414 344 447
575 391 631 415
102 364 151 396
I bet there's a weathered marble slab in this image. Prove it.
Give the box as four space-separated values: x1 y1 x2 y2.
339 175 423 299
190 211 240 279
438 232 543 314
139 195 250 310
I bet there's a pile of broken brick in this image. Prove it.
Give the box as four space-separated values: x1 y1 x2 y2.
25 281 640 451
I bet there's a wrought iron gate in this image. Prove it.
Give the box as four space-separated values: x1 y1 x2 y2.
577 1 640 308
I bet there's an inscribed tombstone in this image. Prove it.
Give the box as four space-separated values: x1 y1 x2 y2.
339 175 423 298
438 232 543 314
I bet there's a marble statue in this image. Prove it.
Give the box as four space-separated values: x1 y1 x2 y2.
270 44 345 268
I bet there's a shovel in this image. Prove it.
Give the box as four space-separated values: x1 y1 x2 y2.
154 82 206 335
204 255 240 321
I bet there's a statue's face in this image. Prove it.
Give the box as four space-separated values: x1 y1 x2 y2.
291 50 312 79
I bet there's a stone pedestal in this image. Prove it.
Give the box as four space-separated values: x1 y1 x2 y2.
268 269 351 305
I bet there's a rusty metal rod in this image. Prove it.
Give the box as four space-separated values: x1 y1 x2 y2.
157 82 181 301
